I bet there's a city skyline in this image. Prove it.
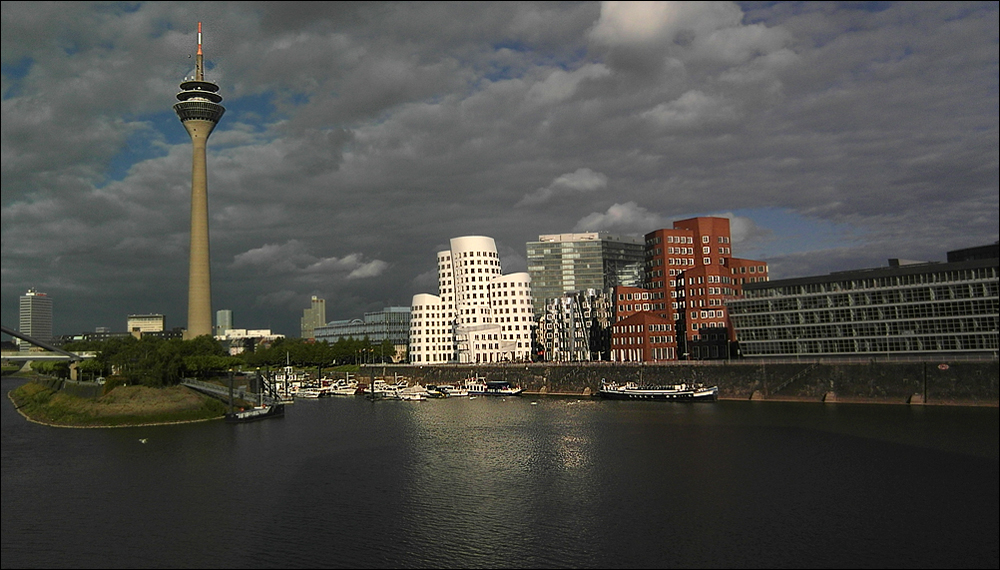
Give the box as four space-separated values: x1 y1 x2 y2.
3 2 998 337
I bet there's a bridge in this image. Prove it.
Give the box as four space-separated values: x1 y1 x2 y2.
182 377 283 407
1 325 95 380
1 325 89 362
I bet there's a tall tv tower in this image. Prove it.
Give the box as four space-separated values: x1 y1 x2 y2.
174 22 225 339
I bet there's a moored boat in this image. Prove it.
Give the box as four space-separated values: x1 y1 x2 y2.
295 388 323 399
326 377 360 396
425 385 448 398
598 379 718 401
439 384 469 398
463 375 524 396
398 384 428 401
226 369 287 422
225 402 285 423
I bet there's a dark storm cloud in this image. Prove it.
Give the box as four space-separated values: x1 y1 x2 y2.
2 2 997 337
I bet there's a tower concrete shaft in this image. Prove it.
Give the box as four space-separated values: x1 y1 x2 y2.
173 22 225 339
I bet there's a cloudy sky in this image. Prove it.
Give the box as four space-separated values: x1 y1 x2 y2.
2 1 997 337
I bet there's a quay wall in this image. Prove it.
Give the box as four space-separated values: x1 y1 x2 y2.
363 360 999 406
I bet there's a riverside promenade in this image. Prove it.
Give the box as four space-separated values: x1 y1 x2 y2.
365 357 999 406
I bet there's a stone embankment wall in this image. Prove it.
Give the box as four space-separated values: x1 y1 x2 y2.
365 360 999 406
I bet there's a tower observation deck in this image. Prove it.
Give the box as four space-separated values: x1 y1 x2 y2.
174 22 225 124
174 23 224 339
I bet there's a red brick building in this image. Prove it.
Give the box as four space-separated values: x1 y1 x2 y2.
638 216 768 360
610 310 678 362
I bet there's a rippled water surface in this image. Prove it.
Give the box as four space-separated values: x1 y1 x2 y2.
3 377 997 568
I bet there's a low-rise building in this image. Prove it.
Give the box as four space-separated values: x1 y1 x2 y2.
314 307 411 362
610 311 678 362
727 248 998 359
127 314 165 336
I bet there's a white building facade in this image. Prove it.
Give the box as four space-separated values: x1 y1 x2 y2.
410 236 534 363
19 288 53 351
127 314 166 334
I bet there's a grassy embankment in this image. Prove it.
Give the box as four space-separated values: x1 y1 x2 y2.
9 381 228 427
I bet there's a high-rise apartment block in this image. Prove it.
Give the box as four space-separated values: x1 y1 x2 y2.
300 296 327 339
526 232 643 317
19 288 53 351
410 236 534 363
640 216 768 360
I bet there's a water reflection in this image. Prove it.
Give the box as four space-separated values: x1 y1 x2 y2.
2 378 997 569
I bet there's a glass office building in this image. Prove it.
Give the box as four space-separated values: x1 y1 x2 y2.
527 232 643 318
315 306 411 345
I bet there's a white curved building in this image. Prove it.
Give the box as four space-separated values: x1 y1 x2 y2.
410 236 534 363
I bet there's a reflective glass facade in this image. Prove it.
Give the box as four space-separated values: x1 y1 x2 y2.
527 232 643 318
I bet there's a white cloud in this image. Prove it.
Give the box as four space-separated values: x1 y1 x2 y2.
641 90 739 128
715 212 773 247
232 240 388 280
589 1 792 71
517 168 609 206
573 202 668 234
589 1 742 46
526 63 611 105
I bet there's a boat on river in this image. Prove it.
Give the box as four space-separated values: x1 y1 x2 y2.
226 369 287 422
325 377 360 396
440 384 469 398
225 403 285 423
398 385 428 401
598 379 718 401
425 384 469 398
295 388 323 399
463 375 524 396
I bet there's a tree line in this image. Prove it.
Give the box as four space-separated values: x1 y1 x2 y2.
32 335 399 387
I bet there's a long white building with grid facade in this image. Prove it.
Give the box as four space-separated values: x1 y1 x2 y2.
727 249 998 358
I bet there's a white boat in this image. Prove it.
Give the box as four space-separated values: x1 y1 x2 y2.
295 388 323 399
463 375 524 396
398 385 428 401
273 363 308 400
365 378 405 400
225 403 285 423
598 380 718 401
326 377 360 396
439 384 469 398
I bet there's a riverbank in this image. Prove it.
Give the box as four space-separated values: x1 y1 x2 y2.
7 380 227 428
366 359 1000 407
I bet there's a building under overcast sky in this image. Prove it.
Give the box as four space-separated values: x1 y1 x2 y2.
18 288 52 350
2 2 996 337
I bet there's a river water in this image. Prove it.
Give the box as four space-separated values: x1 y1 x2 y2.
2 376 997 569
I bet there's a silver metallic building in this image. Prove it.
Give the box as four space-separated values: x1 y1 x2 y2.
537 288 613 361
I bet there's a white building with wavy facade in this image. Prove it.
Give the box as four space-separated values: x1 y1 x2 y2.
410 236 534 363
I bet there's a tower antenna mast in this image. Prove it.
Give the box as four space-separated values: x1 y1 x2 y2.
196 22 204 81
